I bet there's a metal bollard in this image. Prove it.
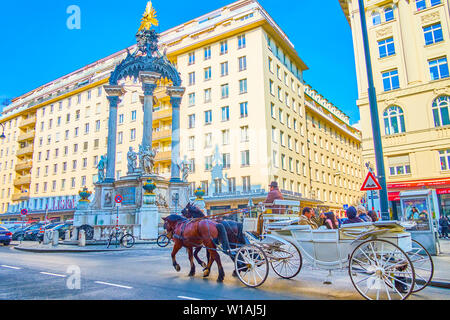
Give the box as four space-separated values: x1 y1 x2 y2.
78 230 86 247
43 230 51 245
52 230 59 247
65 230 71 242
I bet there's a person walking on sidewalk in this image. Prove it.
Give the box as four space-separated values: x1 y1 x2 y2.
439 215 449 239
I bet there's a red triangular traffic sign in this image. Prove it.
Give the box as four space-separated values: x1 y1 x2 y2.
361 171 382 191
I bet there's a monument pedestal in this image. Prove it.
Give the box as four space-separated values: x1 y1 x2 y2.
168 181 190 215
139 193 159 240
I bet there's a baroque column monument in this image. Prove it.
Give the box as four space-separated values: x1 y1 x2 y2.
73 1 188 240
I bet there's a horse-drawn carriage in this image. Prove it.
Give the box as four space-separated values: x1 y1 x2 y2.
163 200 434 300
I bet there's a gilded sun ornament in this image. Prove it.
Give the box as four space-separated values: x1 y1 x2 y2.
138 1 159 32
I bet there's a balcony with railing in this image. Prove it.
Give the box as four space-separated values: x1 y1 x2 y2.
15 160 33 172
19 116 36 128
153 129 172 141
155 150 171 162
16 145 34 156
12 192 30 202
13 175 32 186
153 108 172 121
17 130 36 142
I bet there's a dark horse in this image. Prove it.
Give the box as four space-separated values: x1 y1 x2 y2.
181 203 248 277
162 214 231 282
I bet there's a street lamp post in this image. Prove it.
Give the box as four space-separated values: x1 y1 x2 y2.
0 123 6 139
358 0 390 220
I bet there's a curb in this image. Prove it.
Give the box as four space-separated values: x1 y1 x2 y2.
13 246 125 253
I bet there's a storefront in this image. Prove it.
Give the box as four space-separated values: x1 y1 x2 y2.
437 188 450 217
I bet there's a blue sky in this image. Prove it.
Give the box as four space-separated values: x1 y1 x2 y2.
0 0 359 123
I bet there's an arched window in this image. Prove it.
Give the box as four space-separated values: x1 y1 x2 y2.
383 106 406 135
384 7 394 21
432 96 450 127
372 11 381 26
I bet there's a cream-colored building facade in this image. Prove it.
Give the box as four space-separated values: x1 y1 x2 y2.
0 0 364 222
340 0 450 217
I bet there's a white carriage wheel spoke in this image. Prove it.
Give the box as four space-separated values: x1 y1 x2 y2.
414 273 428 282
382 278 392 300
354 274 373 285
254 267 264 281
369 242 381 266
352 257 373 270
376 286 380 300
252 268 257 285
389 279 406 300
413 265 432 272
380 248 396 268
384 259 408 271
359 246 376 265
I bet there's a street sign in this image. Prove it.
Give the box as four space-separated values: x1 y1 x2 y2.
361 171 382 191
115 195 123 204
20 209 28 216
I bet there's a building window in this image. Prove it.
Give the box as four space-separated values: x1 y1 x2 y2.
423 23 443 45
221 106 230 121
222 129 230 145
269 80 274 95
372 11 381 26
238 56 247 71
240 126 249 142
204 46 211 60
238 34 246 49
431 0 441 6
271 103 275 118
131 110 137 121
118 131 123 144
205 156 213 171
439 149 450 170
204 67 212 81
240 102 248 118
188 72 195 85
95 120 100 131
204 110 212 125
188 136 195 151
130 128 136 141
432 96 450 127
382 69 400 91
204 88 211 102
188 52 195 65
388 155 411 176
241 150 250 167
242 176 251 192
222 153 231 169
429 57 449 80
383 106 406 135
221 84 229 99
416 0 426 11
204 133 212 148
220 41 228 55
239 79 247 94
221 62 228 76
384 7 394 21
188 93 195 106
378 37 395 58
188 114 195 128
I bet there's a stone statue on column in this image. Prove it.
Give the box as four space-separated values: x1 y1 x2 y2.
127 147 138 174
96 155 107 182
179 156 190 182
139 145 157 175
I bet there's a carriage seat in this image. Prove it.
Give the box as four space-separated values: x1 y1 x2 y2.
339 222 375 240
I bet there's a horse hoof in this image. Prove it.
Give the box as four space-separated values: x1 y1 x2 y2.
203 270 210 278
232 270 238 278
217 277 224 283
201 262 207 269
175 265 181 272
188 270 195 277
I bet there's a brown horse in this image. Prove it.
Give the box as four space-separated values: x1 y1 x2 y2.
181 203 248 277
162 214 231 282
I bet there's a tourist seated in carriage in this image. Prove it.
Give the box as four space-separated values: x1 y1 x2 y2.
323 212 339 229
297 207 319 229
356 205 372 222
342 206 364 225
368 210 379 222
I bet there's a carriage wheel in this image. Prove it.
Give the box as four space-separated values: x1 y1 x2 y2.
234 245 269 288
270 241 302 279
349 239 415 300
407 239 434 293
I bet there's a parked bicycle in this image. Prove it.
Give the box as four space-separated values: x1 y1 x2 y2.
107 229 135 248
156 232 171 248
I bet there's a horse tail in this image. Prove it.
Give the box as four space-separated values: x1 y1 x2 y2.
236 222 249 245
216 222 232 256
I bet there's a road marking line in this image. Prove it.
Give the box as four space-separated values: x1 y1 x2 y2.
178 296 202 300
1 265 22 270
40 272 66 277
95 281 133 289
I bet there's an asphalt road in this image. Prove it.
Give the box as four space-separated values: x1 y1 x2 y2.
0 244 448 300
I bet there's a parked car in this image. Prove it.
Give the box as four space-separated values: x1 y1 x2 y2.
25 223 61 241
37 223 72 242
13 222 45 241
0 226 13 246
